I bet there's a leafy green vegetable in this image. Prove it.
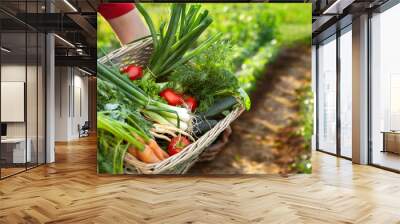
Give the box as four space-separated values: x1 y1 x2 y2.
136 3 220 80
168 40 239 112
238 87 251 110
97 110 154 174
97 78 130 111
98 75 155 174
98 130 117 173
132 78 162 101
98 129 129 174
98 62 193 132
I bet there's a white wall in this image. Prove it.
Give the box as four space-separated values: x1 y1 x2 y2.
0 65 41 137
1 63 46 164
54 67 89 141
1 65 26 138
1 64 25 81
72 73 89 138
55 66 69 141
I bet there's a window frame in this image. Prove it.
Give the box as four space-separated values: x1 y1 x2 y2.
315 21 353 161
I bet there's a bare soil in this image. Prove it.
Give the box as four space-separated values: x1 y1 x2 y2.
189 44 311 174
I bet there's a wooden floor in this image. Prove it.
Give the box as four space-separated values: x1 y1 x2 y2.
372 150 400 171
0 136 400 223
0 167 26 178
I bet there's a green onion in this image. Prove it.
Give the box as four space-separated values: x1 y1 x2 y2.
98 113 145 151
136 3 219 79
98 62 192 131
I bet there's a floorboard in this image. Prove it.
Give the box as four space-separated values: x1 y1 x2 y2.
0 136 399 223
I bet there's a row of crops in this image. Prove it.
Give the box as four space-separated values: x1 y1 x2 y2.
98 3 311 92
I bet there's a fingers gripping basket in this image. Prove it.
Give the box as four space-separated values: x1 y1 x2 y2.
98 37 245 174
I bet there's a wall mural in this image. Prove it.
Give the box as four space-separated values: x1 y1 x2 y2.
97 3 312 175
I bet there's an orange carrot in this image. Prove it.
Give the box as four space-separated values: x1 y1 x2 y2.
128 147 138 157
131 132 168 161
148 139 169 160
132 132 146 144
128 146 160 163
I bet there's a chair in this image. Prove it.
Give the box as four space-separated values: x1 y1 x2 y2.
78 121 90 138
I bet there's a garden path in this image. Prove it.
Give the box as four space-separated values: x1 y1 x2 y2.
190 44 311 174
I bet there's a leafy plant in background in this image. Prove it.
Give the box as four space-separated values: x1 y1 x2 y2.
97 16 120 57
200 5 277 69
291 83 313 174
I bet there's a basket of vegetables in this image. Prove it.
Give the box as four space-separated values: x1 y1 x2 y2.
97 3 250 174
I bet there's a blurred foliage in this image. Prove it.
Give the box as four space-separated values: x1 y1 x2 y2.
97 15 120 57
297 85 313 151
98 4 311 79
97 3 312 173
292 82 313 174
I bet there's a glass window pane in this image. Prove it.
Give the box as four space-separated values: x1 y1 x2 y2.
340 28 352 158
1 31 27 177
371 4 400 171
27 31 38 168
0 0 46 179
318 36 337 154
38 33 45 165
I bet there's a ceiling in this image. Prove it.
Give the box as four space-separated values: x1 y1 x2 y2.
0 0 100 73
311 0 391 43
1 32 45 64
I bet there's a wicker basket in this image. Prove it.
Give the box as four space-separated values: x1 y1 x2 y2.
98 37 244 174
198 126 232 162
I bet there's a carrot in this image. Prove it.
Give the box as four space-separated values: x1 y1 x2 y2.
131 131 168 161
130 131 168 161
148 139 169 160
128 147 138 157
129 146 160 163
132 132 146 144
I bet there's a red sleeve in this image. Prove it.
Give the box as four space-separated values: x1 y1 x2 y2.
98 3 135 20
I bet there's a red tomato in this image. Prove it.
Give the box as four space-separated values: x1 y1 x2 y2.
120 65 143 80
159 88 184 106
167 136 191 156
120 65 129 73
184 96 198 112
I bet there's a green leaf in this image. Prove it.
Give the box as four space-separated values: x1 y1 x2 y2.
238 87 251 111
135 3 159 50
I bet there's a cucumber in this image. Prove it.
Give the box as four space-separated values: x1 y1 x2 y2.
202 96 237 118
193 119 218 136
